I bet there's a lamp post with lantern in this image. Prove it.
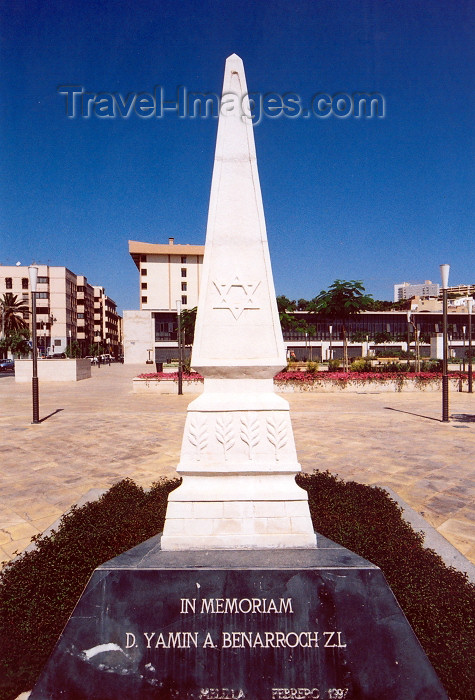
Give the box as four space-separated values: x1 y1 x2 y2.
28 265 40 424
468 298 473 393
462 326 466 372
176 300 183 395
440 264 450 422
407 310 420 372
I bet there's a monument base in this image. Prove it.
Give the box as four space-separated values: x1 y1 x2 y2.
161 473 316 550
30 534 448 700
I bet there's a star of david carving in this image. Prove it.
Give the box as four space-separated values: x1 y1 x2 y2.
213 276 261 319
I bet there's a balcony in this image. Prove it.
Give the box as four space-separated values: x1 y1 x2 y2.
155 331 178 342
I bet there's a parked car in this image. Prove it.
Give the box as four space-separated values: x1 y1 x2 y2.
0 359 14 371
85 356 98 364
99 354 112 363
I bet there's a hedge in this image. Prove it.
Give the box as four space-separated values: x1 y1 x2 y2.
0 473 473 699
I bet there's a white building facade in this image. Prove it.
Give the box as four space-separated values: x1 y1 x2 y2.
124 239 204 364
394 280 439 302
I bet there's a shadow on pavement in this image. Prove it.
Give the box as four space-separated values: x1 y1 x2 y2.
451 414 475 423
40 408 64 423
384 407 441 422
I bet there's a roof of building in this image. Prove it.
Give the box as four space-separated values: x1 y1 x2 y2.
128 239 205 269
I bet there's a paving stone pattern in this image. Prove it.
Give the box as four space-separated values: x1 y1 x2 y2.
0 364 474 565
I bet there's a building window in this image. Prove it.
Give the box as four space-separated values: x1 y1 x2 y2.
181 282 187 291
22 278 28 289
141 268 147 276
141 282 147 290
181 268 187 278
181 295 187 305
141 296 148 304
181 256 187 264
37 277 49 284
5 278 12 289
77 313 84 319
37 292 49 299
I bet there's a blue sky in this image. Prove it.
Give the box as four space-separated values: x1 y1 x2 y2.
1 0 473 313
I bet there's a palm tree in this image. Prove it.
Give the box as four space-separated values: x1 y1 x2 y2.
310 280 373 371
0 293 29 338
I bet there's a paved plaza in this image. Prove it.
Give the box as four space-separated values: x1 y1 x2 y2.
0 363 474 565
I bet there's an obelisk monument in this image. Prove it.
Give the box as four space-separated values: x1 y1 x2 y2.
161 54 316 549
29 56 449 700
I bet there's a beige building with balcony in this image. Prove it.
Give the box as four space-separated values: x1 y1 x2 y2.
0 265 122 358
1 265 78 356
93 286 121 358
124 238 204 364
76 275 95 355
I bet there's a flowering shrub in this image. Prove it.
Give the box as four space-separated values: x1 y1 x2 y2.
136 371 466 384
137 371 203 380
274 371 465 383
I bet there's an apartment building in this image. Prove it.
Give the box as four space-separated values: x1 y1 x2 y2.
394 280 440 302
446 284 475 297
0 265 122 358
76 275 95 355
0 265 78 356
93 286 121 358
124 238 204 363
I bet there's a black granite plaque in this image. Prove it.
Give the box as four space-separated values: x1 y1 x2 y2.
30 534 448 699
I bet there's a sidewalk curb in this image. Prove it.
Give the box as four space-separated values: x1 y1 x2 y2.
383 486 475 583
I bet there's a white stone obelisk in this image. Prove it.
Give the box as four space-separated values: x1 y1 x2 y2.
161 54 315 549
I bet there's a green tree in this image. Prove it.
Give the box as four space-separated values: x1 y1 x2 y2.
180 307 197 345
276 295 296 313
0 327 31 357
88 343 104 357
65 340 82 358
350 330 370 344
366 298 410 311
277 296 315 338
311 280 373 370
373 331 392 345
0 293 29 339
297 298 310 311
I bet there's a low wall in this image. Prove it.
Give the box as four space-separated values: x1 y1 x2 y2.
133 377 465 394
133 378 204 394
274 378 464 393
15 359 91 383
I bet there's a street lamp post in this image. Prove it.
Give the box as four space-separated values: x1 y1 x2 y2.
462 326 466 372
415 323 420 372
176 300 183 395
468 298 473 393
440 264 450 422
48 314 56 358
407 311 420 372
28 265 40 424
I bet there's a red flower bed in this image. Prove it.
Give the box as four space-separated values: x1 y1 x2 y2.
137 371 204 380
274 371 465 382
136 371 466 383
